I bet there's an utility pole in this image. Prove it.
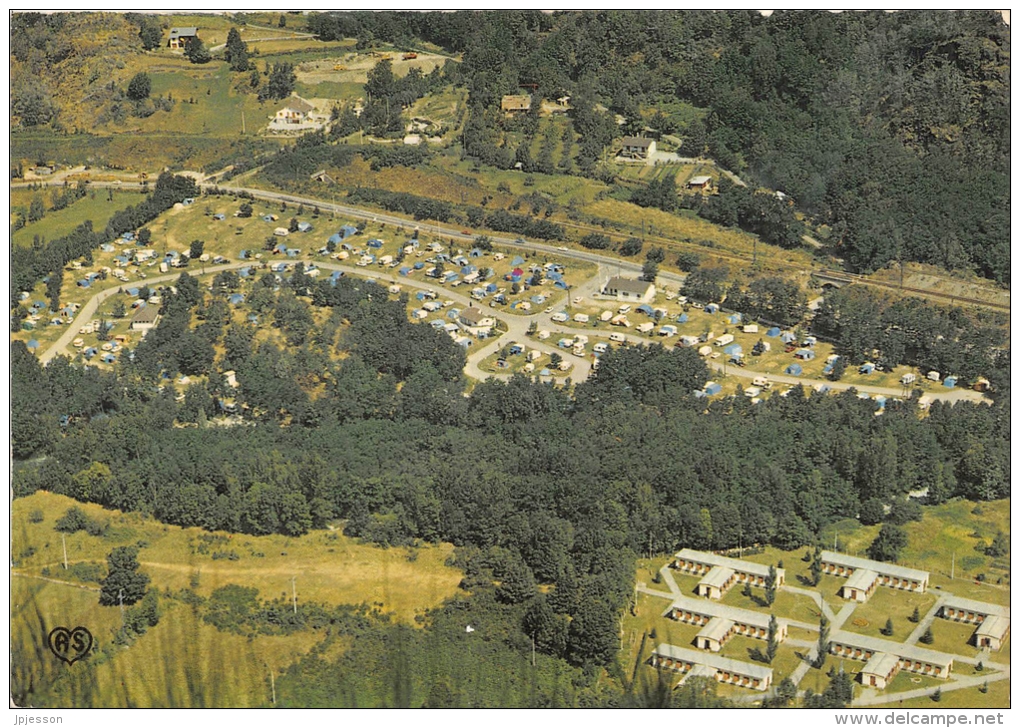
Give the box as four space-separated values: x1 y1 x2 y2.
291 576 297 614
269 667 276 704
241 110 246 135
62 534 68 570
118 588 125 627
951 552 955 580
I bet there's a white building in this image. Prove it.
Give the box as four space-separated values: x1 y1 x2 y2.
672 549 785 600
650 643 773 692
820 551 929 602
601 276 655 303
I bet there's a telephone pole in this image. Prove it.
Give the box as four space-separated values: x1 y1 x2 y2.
291 576 297 614
269 667 276 704
118 588 125 627
62 534 68 570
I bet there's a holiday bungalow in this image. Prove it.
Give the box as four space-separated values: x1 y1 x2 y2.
662 594 788 652
619 136 657 160
650 644 772 692
938 596 1010 651
820 551 928 603
601 276 655 303
130 305 160 332
828 631 953 685
672 549 785 600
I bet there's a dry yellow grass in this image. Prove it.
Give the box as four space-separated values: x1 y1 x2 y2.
13 491 463 623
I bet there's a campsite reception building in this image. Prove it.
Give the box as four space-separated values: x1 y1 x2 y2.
820 551 929 603
601 276 656 303
937 596 1011 651
671 549 785 600
661 594 788 652
650 643 773 691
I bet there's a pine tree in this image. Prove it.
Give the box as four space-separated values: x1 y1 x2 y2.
815 614 830 669
99 546 150 606
881 617 893 636
909 605 920 623
764 564 777 606
919 626 934 644
765 614 779 664
810 545 823 586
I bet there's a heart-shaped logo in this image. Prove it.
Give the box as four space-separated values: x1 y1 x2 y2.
48 626 93 665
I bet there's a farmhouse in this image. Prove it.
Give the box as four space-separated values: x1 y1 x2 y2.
938 596 1011 651
274 96 317 125
828 631 953 685
501 95 532 115
619 136 656 159
672 549 785 600
167 27 198 49
662 594 788 652
687 175 713 192
820 551 929 602
650 643 773 692
601 276 655 303
130 306 160 332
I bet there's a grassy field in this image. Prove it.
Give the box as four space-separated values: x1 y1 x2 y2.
895 678 1009 709
12 491 463 621
12 191 147 248
841 587 938 641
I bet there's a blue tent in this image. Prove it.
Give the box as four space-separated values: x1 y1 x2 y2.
874 395 887 408
822 364 833 375
127 287 139 297
327 233 342 244
786 363 803 376
239 249 250 259
530 295 546 304
416 291 429 301
767 327 781 337
637 304 655 316
430 319 445 329
213 213 226 220
553 280 569 289
84 347 98 359
367 239 384 249
485 283 498 293
101 243 115 253
340 224 358 239
705 303 719 314
704 382 722 395
780 331 797 343
262 215 275 222
413 262 425 270
539 368 551 377
102 354 116 364
676 313 688 324
728 313 742 324
859 363 875 374
511 256 525 266
723 343 743 356
547 272 563 282
122 231 136 241
238 268 251 278
228 294 245 305
795 348 816 360
457 339 471 349
509 345 524 356
694 390 708 399
248 314 259 324
297 222 313 233
27 339 39 349
943 376 957 388
470 248 483 257
274 243 288 253
448 309 461 319
77 279 91 288
399 266 411 276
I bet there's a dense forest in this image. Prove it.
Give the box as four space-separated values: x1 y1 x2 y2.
11 262 1011 683
307 10 1011 282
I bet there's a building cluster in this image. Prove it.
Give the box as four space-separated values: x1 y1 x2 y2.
661 594 787 653
937 596 1010 651
671 548 785 600
650 643 773 692
820 551 929 603
828 631 953 690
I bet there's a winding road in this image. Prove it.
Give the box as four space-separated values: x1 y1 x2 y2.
39 247 985 404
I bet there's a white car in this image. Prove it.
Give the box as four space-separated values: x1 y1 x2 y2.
557 246 568 251
573 296 583 304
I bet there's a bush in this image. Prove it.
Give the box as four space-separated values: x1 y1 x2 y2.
55 507 90 533
67 561 106 584
28 509 44 524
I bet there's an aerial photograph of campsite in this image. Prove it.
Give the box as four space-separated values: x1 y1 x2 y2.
9 10 1010 711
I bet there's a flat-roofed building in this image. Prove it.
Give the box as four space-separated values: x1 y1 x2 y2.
601 276 656 303
672 549 785 600
662 594 787 652
829 630 953 684
650 643 773 691
861 652 901 689
820 551 928 602
939 597 1010 651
